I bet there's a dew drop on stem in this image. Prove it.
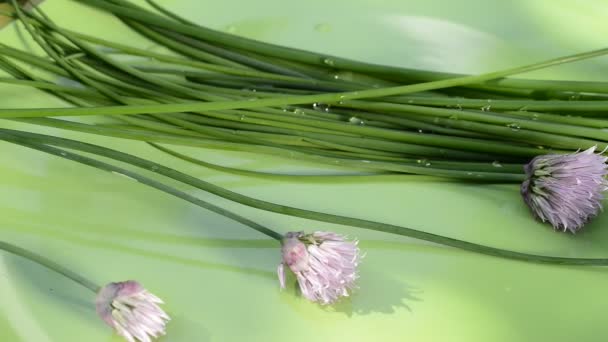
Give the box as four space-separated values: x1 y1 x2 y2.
507 123 521 131
348 117 365 125
322 58 335 66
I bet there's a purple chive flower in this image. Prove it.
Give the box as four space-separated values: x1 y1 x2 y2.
95 281 170 342
521 147 608 232
277 231 361 305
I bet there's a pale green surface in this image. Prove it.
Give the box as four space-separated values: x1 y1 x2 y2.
0 0 608 341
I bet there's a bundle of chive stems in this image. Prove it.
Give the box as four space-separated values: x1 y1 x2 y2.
3 0 608 340
2 0 608 181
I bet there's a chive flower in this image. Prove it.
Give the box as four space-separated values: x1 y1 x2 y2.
521 147 608 232
95 280 170 342
277 231 361 305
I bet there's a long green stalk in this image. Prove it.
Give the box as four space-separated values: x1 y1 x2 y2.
390 96 608 113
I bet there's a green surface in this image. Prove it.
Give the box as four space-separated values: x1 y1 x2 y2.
1 0 608 341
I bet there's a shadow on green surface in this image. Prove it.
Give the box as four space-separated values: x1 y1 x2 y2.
332 269 423 316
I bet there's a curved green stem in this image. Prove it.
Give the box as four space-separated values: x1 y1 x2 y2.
2 134 283 241
0 240 100 292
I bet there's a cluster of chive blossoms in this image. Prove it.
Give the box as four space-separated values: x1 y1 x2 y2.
521 146 608 232
278 231 361 305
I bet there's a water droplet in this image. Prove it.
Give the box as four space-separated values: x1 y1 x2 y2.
322 58 335 66
507 123 521 131
225 25 237 33
313 103 330 112
416 159 426 164
456 104 463 110
531 113 539 120
569 94 581 101
492 161 503 168
150 165 159 171
481 105 491 112
293 108 305 115
239 115 246 121
59 152 67 156
424 162 431 167
466 172 473 176
418 129 424 133
537 146 545 150
449 115 459 120
314 23 331 32
333 74 340 80
407 100 414 104
519 105 529 112
348 116 364 125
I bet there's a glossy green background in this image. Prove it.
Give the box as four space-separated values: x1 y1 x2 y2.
1 0 608 341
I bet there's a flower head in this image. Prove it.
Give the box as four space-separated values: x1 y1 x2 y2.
521 147 608 232
277 231 361 305
95 280 170 342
